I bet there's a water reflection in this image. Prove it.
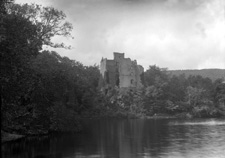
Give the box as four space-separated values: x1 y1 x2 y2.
2 119 225 158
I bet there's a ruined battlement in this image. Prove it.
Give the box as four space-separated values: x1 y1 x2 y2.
99 52 144 89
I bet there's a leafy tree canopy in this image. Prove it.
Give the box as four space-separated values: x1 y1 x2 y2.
6 3 73 49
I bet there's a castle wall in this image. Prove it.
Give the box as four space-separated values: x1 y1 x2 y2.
114 52 125 63
106 60 117 87
100 58 107 77
100 52 144 89
119 58 134 88
137 65 144 87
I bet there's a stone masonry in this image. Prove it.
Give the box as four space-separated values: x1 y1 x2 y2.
100 52 144 89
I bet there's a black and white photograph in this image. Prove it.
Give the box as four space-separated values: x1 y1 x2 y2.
1 0 225 157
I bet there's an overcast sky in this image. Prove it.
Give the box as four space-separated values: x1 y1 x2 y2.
16 0 225 70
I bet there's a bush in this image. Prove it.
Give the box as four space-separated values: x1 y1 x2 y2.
50 103 81 132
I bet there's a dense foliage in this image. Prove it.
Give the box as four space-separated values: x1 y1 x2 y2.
1 2 98 134
142 66 225 118
7 3 73 49
102 66 225 119
1 1 225 137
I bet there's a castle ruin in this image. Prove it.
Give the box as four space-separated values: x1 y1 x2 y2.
99 52 144 89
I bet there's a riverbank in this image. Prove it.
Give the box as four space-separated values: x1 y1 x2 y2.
2 118 225 158
1 130 25 143
2 110 224 144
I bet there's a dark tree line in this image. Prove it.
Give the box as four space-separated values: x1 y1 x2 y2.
96 65 225 119
1 1 100 134
142 66 225 118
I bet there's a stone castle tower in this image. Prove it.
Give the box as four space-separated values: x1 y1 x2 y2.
99 52 144 89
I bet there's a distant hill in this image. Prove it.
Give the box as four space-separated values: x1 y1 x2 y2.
168 69 225 82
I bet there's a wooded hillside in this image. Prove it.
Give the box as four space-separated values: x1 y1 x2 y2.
169 69 225 81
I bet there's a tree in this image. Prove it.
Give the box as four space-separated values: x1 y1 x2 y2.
185 86 215 117
144 65 168 86
213 79 225 107
7 3 73 49
1 2 75 132
0 13 41 129
186 86 206 107
143 65 169 114
168 74 187 102
26 51 83 132
187 75 213 91
0 0 14 15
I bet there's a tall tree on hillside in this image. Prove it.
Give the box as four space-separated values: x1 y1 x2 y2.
0 13 41 129
144 65 168 86
7 3 73 49
143 65 169 114
1 2 74 132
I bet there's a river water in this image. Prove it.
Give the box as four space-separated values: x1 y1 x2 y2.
2 118 225 158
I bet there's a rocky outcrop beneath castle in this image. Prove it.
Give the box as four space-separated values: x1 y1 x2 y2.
99 52 144 90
